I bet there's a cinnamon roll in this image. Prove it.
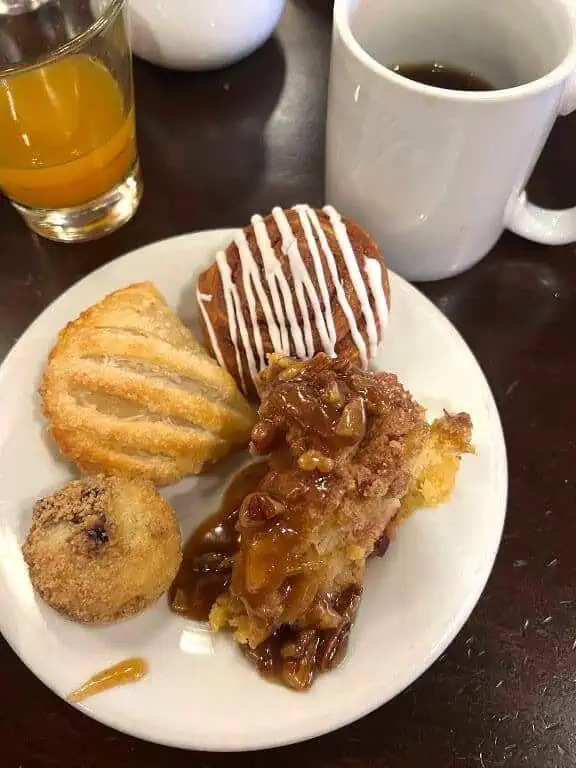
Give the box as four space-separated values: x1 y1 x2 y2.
197 204 390 396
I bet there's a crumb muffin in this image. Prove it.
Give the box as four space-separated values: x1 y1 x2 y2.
22 475 182 623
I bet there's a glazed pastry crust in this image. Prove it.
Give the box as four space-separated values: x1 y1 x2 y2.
41 282 255 485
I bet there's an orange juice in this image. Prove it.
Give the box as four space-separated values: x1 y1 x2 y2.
0 54 136 209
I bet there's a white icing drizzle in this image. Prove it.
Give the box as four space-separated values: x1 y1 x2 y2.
305 206 369 366
252 213 305 357
272 208 315 357
235 229 266 372
323 205 381 359
215 252 248 393
208 204 389 389
296 205 337 354
364 257 390 336
251 215 288 355
229 278 258 392
272 206 334 359
196 290 226 370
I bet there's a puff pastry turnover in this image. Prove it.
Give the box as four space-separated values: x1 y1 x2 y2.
41 282 255 485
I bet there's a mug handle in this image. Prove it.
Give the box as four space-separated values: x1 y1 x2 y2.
505 74 576 245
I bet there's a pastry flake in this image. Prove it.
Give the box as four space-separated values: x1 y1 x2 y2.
41 282 255 485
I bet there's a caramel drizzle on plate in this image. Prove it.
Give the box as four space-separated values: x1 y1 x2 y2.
67 657 148 703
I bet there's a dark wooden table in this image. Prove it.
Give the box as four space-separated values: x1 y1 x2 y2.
2 2 576 766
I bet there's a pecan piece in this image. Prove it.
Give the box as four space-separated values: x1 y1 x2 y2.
336 397 366 441
281 629 321 691
318 622 351 672
298 450 334 473
334 584 363 620
250 420 283 455
238 493 285 529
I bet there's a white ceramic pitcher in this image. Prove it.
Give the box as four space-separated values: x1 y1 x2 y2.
129 0 285 70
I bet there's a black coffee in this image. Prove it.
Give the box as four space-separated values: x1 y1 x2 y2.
392 62 495 91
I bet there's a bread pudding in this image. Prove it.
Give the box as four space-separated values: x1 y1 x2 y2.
172 353 473 689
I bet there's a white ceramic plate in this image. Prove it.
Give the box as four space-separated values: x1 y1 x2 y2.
0 230 507 752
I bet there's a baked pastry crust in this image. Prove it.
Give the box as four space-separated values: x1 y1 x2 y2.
197 204 390 396
41 282 255 485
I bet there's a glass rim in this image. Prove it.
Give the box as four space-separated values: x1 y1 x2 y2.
0 0 126 78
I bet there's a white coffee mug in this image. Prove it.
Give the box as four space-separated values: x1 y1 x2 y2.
326 0 576 281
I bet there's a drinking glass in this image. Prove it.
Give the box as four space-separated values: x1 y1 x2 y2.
0 0 141 242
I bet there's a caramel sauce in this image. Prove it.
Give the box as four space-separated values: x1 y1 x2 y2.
168 356 397 689
244 584 362 690
166 458 362 690
169 461 269 621
67 658 148 703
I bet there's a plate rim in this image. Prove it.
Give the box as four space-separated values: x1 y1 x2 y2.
0 229 508 752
